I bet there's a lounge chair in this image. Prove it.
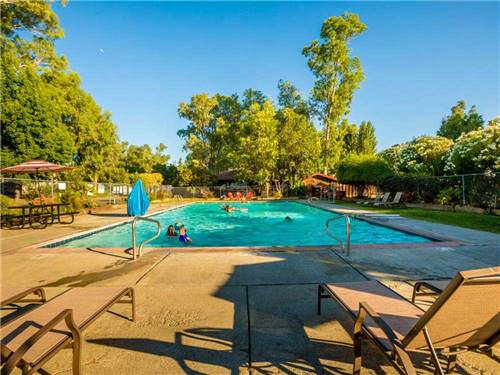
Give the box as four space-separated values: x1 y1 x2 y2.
317 267 500 374
411 280 450 302
1 287 46 307
1 287 135 375
365 192 390 205
356 192 382 205
375 191 402 207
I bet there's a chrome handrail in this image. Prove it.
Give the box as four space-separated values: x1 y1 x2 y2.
325 214 351 256
131 216 161 259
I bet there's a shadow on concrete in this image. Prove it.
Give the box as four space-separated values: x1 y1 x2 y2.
85 247 132 260
88 250 405 373
86 250 481 374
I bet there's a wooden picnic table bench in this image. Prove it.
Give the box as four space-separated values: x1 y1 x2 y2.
2 203 78 229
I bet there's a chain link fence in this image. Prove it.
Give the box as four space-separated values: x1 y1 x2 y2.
0 177 256 206
379 172 499 210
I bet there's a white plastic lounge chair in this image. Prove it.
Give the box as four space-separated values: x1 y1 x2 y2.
375 191 402 206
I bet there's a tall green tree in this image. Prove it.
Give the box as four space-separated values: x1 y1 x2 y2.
177 93 220 184
437 100 484 140
1 49 74 166
1 0 67 72
233 101 278 186
303 13 367 173
1 0 147 186
276 109 320 187
357 120 377 154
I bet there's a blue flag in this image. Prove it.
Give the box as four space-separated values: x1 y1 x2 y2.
127 179 150 216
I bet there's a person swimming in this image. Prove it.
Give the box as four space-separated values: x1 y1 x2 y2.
284 216 292 222
179 227 192 244
221 204 233 213
166 225 177 237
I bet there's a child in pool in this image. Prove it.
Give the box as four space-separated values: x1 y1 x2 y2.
179 227 192 243
221 204 233 213
166 225 177 237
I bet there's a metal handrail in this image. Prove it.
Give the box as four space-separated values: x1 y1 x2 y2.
131 216 161 259
325 214 351 256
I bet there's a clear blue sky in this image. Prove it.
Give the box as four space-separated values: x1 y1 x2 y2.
53 1 499 161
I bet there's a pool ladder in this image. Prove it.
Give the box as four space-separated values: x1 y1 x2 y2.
325 215 351 256
131 216 161 260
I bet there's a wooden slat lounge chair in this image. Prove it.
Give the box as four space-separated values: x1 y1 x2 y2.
1 287 135 375
1 288 46 307
411 280 450 302
375 191 402 207
317 267 500 375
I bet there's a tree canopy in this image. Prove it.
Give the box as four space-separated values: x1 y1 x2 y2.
0 0 170 185
437 100 484 141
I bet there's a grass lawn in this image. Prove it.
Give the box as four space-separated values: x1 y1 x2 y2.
336 201 500 234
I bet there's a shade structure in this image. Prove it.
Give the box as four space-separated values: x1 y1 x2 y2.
127 179 150 216
0 160 73 174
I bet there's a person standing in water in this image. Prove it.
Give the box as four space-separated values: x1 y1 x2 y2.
179 227 192 243
166 225 177 237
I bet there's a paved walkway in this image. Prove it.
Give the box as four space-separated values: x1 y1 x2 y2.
1 201 499 374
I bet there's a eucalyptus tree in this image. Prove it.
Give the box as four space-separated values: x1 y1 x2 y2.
303 13 367 173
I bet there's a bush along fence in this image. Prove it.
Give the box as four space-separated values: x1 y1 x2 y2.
379 172 499 210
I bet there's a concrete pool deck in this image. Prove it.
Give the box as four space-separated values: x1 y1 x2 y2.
1 201 499 374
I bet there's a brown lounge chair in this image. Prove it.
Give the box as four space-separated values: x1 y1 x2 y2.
318 267 500 375
1 288 46 307
1 287 135 375
411 280 450 302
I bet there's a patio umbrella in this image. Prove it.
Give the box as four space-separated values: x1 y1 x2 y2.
0 160 73 201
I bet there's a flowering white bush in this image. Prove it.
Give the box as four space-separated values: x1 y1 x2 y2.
445 124 500 174
388 136 453 175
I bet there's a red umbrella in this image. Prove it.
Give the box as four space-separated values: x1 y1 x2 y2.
1 160 73 201
0 160 73 174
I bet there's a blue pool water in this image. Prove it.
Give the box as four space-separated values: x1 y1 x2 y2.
56 202 432 248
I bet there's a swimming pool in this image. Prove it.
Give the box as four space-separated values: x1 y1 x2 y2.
51 201 432 248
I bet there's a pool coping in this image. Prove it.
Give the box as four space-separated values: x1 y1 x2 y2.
26 200 462 253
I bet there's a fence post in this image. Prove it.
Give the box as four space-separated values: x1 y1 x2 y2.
461 174 466 206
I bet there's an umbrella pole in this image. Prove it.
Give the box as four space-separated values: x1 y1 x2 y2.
35 169 41 203
51 173 54 201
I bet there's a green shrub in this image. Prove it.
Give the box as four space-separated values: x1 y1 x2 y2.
435 187 460 205
0 194 19 216
288 185 308 198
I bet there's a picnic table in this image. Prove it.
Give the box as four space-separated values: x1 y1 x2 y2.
3 203 78 229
